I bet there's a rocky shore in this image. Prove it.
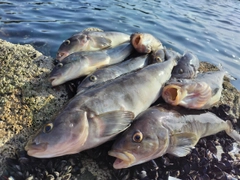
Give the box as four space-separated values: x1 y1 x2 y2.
0 39 239 180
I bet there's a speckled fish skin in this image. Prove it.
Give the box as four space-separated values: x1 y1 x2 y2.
130 33 163 53
25 57 177 158
50 43 133 86
162 70 226 109
77 54 149 94
171 51 200 79
56 31 130 61
108 104 240 169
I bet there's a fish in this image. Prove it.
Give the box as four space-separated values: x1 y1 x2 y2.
76 54 149 94
50 43 133 86
151 47 181 63
151 48 166 62
162 70 226 109
25 57 177 158
108 104 240 169
171 51 200 79
130 33 163 53
56 30 130 61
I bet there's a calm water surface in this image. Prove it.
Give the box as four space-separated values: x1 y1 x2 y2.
0 0 240 89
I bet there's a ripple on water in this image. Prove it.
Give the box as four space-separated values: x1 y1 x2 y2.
0 0 239 89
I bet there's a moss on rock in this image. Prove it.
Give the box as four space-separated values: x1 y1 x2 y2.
0 39 69 174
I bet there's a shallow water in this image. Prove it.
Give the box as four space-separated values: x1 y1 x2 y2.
0 0 239 89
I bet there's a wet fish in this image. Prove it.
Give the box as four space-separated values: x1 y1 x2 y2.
77 54 149 94
171 51 200 79
25 57 177 158
131 33 163 53
108 105 240 169
162 70 226 109
151 47 181 63
50 43 133 86
56 30 130 61
151 48 166 62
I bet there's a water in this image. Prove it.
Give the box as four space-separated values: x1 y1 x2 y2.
0 0 240 89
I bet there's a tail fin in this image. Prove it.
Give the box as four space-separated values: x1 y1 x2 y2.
217 63 236 81
225 120 240 143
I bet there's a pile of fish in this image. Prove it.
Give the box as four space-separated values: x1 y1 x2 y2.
24 28 240 177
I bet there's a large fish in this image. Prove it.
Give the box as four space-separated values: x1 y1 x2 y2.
162 70 226 109
56 30 130 61
25 57 177 158
50 43 133 86
171 51 200 79
130 33 163 53
77 54 149 94
108 105 240 169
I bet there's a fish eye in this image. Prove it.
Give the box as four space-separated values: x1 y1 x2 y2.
89 75 97 82
155 57 162 62
178 68 184 74
132 130 143 143
64 40 70 45
57 63 63 68
43 123 53 133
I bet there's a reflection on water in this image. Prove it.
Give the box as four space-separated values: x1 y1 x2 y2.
0 0 239 89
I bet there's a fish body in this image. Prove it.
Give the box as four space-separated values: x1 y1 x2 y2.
50 43 133 86
171 51 200 79
131 33 163 53
162 70 225 109
77 54 149 93
56 30 130 61
108 104 240 169
25 58 177 158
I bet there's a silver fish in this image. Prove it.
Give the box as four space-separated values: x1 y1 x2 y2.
162 70 226 109
108 105 240 169
56 30 130 61
171 51 200 79
25 57 177 158
130 33 163 53
50 43 133 86
77 54 149 94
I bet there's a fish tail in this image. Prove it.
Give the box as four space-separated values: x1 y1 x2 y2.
225 120 240 143
217 63 236 80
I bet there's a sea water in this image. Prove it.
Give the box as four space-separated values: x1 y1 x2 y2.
0 0 239 89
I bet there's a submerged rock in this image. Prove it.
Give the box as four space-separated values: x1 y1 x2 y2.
0 39 239 180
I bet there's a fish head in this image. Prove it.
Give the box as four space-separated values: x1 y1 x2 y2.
49 57 85 86
130 33 152 53
163 78 212 109
108 109 169 169
171 51 199 79
56 34 90 61
162 79 190 105
78 73 100 91
25 110 89 158
151 48 165 62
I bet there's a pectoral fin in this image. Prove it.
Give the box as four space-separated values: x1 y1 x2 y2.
168 132 199 157
92 37 112 49
97 110 134 136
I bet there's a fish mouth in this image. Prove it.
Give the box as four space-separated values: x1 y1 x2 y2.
162 84 183 105
56 52 68 62
108 150 136 169
25 141 48 157
49 76 58 86
49 71 63 86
